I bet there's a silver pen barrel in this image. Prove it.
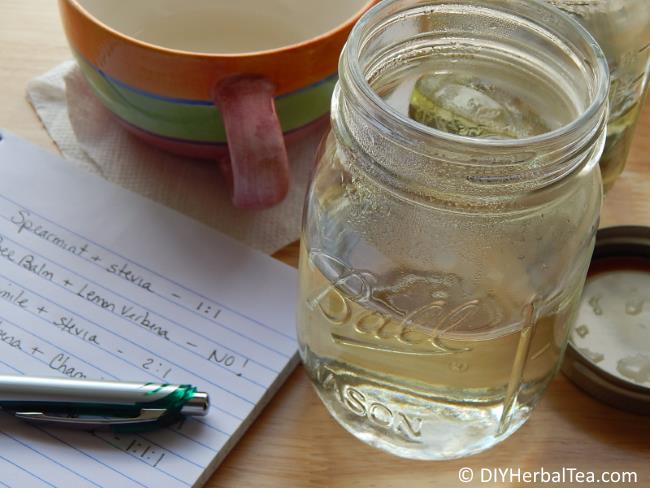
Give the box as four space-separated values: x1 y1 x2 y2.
0 375 209 415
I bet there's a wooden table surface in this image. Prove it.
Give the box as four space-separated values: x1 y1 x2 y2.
1 1 648 487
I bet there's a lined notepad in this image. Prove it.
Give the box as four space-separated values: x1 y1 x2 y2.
0 131 299 488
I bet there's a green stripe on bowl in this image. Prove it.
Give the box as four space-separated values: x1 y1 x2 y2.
76 55 336 143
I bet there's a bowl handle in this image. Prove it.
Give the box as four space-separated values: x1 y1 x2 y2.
213 76 290 209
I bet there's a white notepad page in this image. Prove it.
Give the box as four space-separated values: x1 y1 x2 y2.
0 131 299 488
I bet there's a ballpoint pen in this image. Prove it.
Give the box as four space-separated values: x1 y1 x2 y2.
0 375 210 432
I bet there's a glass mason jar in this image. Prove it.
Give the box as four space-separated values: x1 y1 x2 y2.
297 0 609 460
547 0 650 191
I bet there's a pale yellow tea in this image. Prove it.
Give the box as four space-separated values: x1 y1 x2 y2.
298 244 581 459
409 74 551 139
298 0 607 461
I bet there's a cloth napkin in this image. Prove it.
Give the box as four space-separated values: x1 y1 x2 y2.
26 61 329 254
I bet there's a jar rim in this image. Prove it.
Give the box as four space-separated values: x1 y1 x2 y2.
344 0 610 152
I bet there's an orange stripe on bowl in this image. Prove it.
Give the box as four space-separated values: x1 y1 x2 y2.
59 0 377 100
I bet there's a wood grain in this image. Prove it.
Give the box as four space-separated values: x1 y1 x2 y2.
1 1 648 487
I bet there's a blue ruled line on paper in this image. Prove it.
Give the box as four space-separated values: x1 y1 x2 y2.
0 358 24 375
172 430 220 452
0 213 293 360
0 192 296 343
0 305 233 441
0 274 256 411
0 431 101 488
0 301 245 425
137 434 205 470
95 434 190 487
0 360 174 485
0 311 120 381
35 428 151 488
0 230 282 377
0 136 301 488
0 337 224 453
0 306 242 427
0 221 257 462
2 396 190 488
0 201 296 443
0 359 216 465
0 453 58 488
0 312 232 454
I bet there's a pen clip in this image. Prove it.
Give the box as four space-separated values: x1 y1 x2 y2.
12 408 168 430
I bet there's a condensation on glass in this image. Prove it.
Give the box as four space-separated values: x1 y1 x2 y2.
548 0 650 191
296 0 610 460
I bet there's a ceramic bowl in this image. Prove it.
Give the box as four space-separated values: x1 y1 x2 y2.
59 0 377 208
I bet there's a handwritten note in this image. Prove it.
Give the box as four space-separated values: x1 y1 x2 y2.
0 131 299 488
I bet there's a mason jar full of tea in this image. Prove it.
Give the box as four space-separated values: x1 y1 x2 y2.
297 0 610 460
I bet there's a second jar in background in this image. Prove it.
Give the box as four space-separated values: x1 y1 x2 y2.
549 0 650 191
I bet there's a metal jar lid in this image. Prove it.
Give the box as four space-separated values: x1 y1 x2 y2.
562 226 650 415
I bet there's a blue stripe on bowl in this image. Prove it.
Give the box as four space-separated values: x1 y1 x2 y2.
75 50 338 106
